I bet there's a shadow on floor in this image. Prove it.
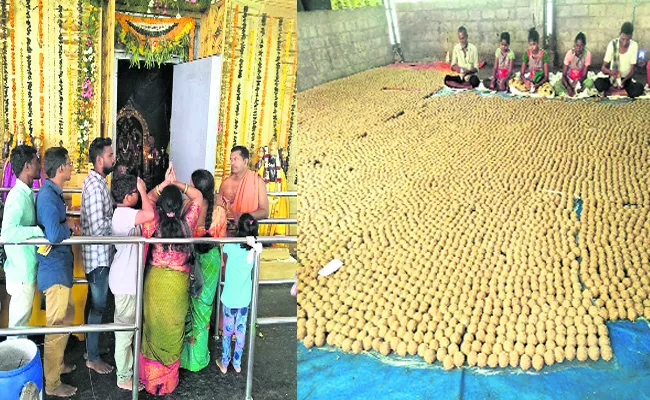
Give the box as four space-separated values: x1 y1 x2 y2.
24 285 296 399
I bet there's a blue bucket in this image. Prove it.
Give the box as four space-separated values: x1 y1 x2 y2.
0 339 43 399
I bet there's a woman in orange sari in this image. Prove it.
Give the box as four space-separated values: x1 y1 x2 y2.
139 168 203 395
180 169 227 371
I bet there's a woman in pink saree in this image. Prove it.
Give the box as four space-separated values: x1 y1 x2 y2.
138 169 203 395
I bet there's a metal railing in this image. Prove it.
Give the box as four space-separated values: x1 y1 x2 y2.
0 188 297 197
0 235 296 400
63 210 296 226
0 187 83 193
0 187 297 225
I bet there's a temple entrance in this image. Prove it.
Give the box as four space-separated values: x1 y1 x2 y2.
114 60 174 189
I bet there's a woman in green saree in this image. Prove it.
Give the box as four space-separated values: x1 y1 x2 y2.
180 169 228 371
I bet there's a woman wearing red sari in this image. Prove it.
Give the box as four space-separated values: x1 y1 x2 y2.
138 165 203 395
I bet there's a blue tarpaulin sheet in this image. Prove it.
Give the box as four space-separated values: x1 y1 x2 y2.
298 320 650 400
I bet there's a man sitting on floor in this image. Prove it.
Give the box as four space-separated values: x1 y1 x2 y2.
594 22 643 98
445 26 480 89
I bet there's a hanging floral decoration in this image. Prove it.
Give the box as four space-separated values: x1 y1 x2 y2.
9 3 16 138
37 1 44 47
277 19 292 142
20 46 25 139
241 19 256 139
249 14 267 148
256 17 273 154
38 0 44 153
272 19 283 140
116 13 196 68
26 0 33 140
285 38 297 151
67 8 75 154
59 5 65 138
287 93 296 184
76 3 100 170
115 0 211 14
221 3 239 178
232 5 248 145
1 0 9 141
217 8 297 178
283 33 297 178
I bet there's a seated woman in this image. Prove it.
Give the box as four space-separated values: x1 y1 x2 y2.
561 32 591 97
511 28 553 96
444 26 480 89
594 22 643 98
490 32 515 91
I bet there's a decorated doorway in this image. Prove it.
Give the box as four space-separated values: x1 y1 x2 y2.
112 12 196 188
115 60 173 189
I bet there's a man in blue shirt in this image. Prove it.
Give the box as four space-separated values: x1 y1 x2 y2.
36 147 77 398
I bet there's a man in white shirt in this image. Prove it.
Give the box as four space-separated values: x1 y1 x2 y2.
1 145 44 337
595 22 643 98
445 26 480 89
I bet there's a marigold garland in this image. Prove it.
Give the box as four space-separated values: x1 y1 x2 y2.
20 45 25 140
250 14 267 150
59 5 65 139
67 7 75 153
222 3 239 178
39 53 44 124
284 34 297 177
116 13 196 68
26 0 33 140
285 37 298 150
287 92 295 183
38 0 44 153
256 17 273 154
247 28 255 83
75 0 84 156
38 0 44 47
272 19 283 140
76 3 100 169
278 19 292 143
50 1 57 148
242 99 248 141
243 23 255 146
232 5 248 145
1 0 9 143
9 2 16 139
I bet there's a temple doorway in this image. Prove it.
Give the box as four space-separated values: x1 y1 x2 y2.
114 59 174 189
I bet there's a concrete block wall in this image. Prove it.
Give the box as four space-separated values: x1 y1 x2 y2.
298 7 394 91
556 0 650 66
396 0 545 64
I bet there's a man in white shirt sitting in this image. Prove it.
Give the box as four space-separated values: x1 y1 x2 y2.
594 22 643 98
445 26 480 89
